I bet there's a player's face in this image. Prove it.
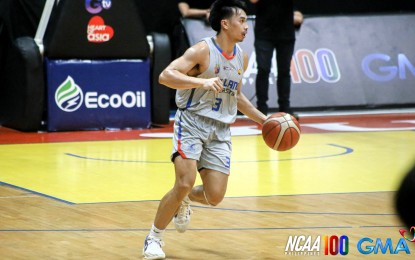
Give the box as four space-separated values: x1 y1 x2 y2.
226 9 248 42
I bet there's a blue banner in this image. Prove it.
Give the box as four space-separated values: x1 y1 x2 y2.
46 59 151 131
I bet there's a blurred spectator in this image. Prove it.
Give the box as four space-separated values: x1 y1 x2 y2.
294 10 304 28
136 0 180 38
178 0 214 20
173 1 215 60
250 0 303 116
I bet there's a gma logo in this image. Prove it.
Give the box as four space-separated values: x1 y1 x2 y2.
357 238 410 255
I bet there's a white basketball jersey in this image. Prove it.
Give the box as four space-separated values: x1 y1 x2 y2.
175 37 244 124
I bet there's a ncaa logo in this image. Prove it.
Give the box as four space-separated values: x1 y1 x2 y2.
55 76 83 112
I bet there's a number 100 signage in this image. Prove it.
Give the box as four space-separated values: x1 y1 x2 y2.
323 235 349 256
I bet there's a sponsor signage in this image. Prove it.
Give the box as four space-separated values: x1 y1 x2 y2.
183 14 415 109
46 59 151 131
45 0 149 59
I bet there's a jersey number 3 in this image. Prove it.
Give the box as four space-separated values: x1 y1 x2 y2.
212 98 222 111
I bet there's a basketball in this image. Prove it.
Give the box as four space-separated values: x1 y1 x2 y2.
262 112 301 151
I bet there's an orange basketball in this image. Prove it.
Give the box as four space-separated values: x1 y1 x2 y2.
262 112 301 151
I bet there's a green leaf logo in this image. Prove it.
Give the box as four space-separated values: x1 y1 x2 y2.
55 76 84 112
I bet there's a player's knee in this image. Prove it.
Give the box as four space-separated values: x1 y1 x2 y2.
175 178 195 195
205 192 224 206
208 198 222 207
176 183 193 196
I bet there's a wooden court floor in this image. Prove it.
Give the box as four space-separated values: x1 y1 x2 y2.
1 111 415 259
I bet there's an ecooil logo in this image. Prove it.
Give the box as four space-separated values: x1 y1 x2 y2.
55 76 84 112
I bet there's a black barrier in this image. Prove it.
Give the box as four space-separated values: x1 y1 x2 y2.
2 37 44 131
0 0 46 129
182 14 415 110
151 33 171 125
44 0 149 59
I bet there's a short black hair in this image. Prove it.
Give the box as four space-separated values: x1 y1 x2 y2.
209 0 247 32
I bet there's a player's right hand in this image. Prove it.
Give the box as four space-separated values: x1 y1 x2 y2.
201 77 223 94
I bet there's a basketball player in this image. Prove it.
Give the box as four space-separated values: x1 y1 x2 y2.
142 0 267 259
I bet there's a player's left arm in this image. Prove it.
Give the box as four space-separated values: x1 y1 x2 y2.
237 52 267 125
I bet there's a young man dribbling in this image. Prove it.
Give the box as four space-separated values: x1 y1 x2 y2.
143 0 267 259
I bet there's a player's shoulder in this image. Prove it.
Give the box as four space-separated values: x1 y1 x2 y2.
185 40 209 58
192 40 209 52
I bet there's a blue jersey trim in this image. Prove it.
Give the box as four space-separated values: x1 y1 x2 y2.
185 88 196 108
